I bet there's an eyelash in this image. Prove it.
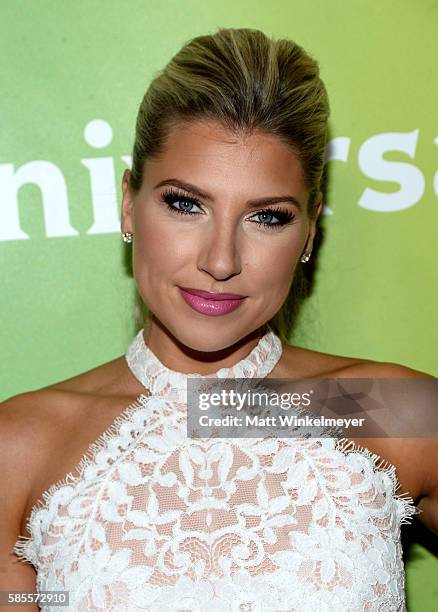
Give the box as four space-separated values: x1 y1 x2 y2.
160 188 296 229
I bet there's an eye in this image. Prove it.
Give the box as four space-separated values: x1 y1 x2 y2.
161 188 203 216
250 208 295 229
160 189 296 230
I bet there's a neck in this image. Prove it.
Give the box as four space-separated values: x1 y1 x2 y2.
142 315 269 375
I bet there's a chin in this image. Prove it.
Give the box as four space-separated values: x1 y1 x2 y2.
170 319 265 354
176 327 238 353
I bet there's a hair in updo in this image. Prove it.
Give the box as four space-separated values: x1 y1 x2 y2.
130 27 330 343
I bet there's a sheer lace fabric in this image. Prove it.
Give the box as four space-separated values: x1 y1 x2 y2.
13 330 417 611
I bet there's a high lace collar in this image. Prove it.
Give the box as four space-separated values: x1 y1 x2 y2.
125 328 283 397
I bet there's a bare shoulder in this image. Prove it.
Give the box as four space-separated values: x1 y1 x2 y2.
279 342 375 378
48 353 144 396
281 345 437 514
340 359 437 531
281 342 434 379
0 387 84 457
0 353 144 469
0 355 134 451
0 388 94 508
0 357 142 587
0 388 84 584
0 356 144 533
332 358 434 380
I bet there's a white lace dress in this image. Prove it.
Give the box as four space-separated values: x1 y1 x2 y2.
13 330 417 611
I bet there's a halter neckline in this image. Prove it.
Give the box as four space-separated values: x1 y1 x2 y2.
125 328 283 396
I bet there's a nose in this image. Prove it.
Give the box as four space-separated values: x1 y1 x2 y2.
197 218 242 281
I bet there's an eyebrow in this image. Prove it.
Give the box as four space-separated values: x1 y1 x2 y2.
153 178 303 211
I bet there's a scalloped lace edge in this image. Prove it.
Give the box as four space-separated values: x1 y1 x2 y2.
335 437 419 526
12 393 151 566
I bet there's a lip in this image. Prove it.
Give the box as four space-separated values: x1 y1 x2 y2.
179 287 246 300
178 287 246 316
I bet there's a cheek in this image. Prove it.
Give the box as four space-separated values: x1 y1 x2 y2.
263 259 298 306
248 237 299 291
132 215 195 282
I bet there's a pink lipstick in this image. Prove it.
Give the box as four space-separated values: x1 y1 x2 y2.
178 287 246 316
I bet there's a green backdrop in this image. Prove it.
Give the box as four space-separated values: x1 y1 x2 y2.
1 0 437 608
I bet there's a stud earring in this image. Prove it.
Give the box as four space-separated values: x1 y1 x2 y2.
122 232 133 243
300 252 311 263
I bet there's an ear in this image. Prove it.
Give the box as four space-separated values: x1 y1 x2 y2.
121 169 135 234
303 191 323 253
314 191 323 219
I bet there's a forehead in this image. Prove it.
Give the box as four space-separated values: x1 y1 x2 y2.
143 118 307 199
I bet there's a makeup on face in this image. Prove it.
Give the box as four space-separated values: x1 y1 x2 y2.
126 119 313 355
178 287 247 316
156 182 299 232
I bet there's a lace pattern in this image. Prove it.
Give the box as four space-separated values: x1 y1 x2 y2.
13 329 417 611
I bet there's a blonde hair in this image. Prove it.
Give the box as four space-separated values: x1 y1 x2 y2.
130 27 330 343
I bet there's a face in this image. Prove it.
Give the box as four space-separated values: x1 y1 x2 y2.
121 118 322 357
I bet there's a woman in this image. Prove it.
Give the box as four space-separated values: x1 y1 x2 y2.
1 27 437 611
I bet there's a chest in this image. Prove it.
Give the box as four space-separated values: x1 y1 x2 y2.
24 430 413 610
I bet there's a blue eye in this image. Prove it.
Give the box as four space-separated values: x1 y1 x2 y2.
161 189 202 216
251 209 295 228
160 188 295 229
